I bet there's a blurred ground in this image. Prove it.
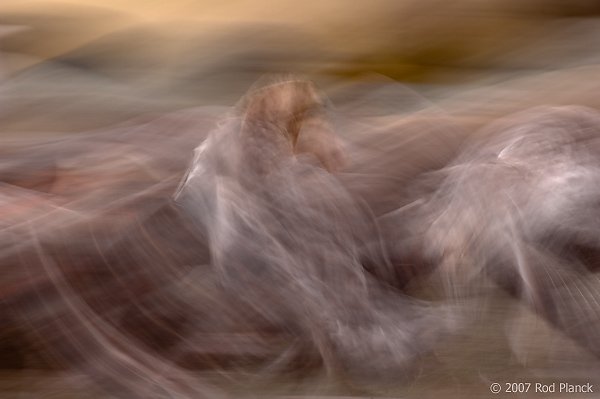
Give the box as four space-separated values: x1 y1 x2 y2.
2 1 600 398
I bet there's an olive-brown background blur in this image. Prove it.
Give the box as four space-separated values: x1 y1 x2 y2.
4 0 600 77
3 0 600 133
